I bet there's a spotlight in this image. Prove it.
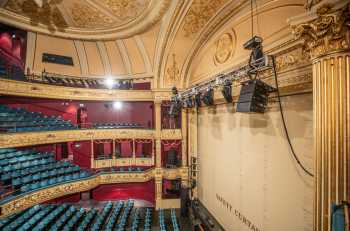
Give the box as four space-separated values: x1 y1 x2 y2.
169 99 181 117
243 36 267 77
184 97 194 108
113 101 123 110
194 92 201 108
202 87 214 106
104 76 115 89
221 80 233 103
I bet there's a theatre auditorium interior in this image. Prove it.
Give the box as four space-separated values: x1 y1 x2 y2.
0 0 349 230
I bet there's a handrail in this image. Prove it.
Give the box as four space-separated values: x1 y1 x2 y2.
0 167 188 218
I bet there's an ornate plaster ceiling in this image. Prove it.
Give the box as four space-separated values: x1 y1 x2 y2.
0 0 170 40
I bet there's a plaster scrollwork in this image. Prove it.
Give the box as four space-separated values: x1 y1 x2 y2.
0 129 155 148
213 32 236 65
0 167 189 217
182 0 228 37
292 3 350 59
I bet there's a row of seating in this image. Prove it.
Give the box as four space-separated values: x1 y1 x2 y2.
105 201 124 231
41 74 133 90
90 201 114 231
93 122 143 129
171 208 180 231
98 166 144 173
1 161 73 181
115 199 134 230
0 202 181 231
0 104 77 133
0 148 91 200
159 209 167 231
144 208 153 231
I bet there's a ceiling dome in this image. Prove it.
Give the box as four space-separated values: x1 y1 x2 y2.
0 0 170 40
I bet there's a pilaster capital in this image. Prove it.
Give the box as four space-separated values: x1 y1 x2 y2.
290 1 350 59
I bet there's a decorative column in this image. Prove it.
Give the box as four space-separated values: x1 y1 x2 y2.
155 100 162 168
155 168 163 210
90 140 94 169
291 2 350 231
181 108 188 167
188 108 198 199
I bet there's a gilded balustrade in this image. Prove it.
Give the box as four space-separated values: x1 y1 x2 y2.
0 129 155 148
0 167 188 218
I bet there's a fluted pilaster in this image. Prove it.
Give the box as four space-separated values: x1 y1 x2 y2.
291 1 350 230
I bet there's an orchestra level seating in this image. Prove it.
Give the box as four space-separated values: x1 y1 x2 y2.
0 148 91 201
0 104 77 133
0 200 180 231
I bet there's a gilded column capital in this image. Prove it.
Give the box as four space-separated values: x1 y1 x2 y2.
290 1 350 59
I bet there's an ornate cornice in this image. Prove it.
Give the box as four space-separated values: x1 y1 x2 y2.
291 1 350 59
0 79 155 101
0 0 171 40
0 167 189 217
0 129 155 148
160 129 182 140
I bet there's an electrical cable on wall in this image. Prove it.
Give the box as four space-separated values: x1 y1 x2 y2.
271 56 314 177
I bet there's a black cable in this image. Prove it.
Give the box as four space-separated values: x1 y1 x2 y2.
271 56 314 177
250 0 254 38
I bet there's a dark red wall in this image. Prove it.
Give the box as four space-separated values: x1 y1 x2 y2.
72 141 92 169
0 96 154 128
0 24 27 69
91 181 155 204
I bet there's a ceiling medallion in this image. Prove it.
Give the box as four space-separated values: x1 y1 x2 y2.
0 0 171 40
213 31 236 65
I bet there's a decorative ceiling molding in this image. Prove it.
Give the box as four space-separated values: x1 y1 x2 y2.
135 35 153 74
181 1 304 88
154 0 192 89
0 0 171 40
116 40 132 75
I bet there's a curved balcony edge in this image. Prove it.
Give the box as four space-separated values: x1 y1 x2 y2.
0 79 173 101
0 167 189 218
0 129 156 148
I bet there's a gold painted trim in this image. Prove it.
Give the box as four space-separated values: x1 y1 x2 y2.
0 167 189 217
0 0 171 40
0 129 155 148
0 79 156 101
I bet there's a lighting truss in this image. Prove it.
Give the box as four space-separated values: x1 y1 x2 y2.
173 55 273 102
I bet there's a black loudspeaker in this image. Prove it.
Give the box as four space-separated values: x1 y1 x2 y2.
236 79 274 113
180 187 190 217
166 149 178 168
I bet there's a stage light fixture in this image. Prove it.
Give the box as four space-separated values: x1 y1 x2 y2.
202 87 214 106
113 101 123 110
104 76 115 89
194 92 201 108
221 80 233 103
185 97 194 108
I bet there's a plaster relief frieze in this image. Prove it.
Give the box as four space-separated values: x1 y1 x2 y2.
0 129 155 148
70 2 115 29
5 0 68 32
0 167 189 217
292 3 350 59
182 0 228 37
213 31 236 65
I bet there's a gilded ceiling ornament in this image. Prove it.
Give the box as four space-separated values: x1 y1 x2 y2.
99 0 150 21
183 0 227 37
166 54 180 85
70 2 115 28
305 0 322 10
5 0 68 32
213 32 236 65
292 3 350 58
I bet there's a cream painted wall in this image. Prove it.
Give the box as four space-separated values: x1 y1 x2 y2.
197 94 314 231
